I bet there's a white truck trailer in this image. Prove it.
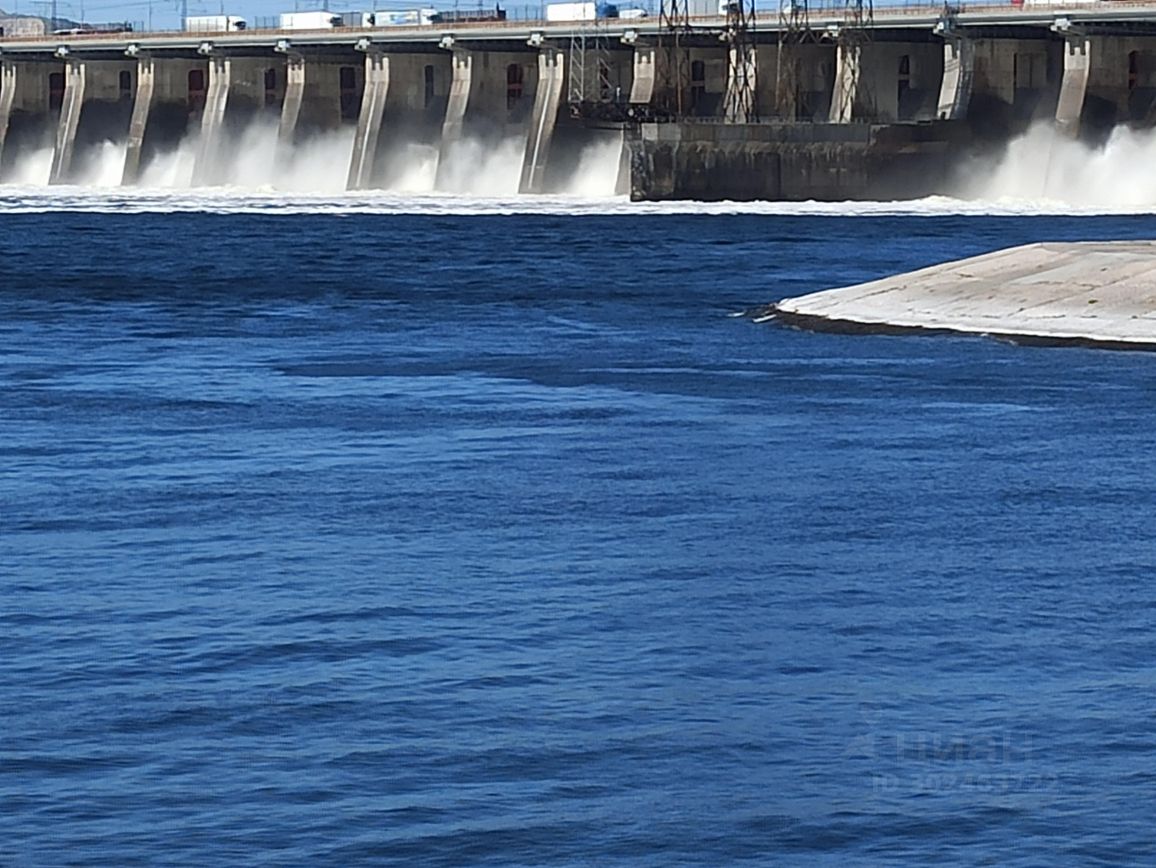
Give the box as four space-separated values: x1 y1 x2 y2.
545 2 621 21
375 8 438 25
279 11 342 29
184 15 247 31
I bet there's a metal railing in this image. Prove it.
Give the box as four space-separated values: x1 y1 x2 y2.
5 0 1156 42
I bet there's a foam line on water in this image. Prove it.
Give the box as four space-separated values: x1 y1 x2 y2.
4 188 1156 216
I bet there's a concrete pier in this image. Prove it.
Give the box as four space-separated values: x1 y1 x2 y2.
1055 36 1091 136
518 47 564 194
629 45 661 105
1049 31 1156 139
193 54 230 185
771 242 1156 349
122 55 156 184
0 59 17 168
277 53 306 157
438 48 480 178
347 49 388 189
48 58 85 183
937 38 974 120
193 54 269 185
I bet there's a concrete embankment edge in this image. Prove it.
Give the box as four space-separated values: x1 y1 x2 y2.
765 241 1156 351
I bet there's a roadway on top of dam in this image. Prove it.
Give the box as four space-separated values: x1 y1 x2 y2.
6 1 1156 56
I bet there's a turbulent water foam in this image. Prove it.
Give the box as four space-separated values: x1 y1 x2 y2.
1 118 621 202
955 122 1156 209
9 118 1156 215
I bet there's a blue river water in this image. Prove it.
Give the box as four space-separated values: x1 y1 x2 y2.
4 209 1156 865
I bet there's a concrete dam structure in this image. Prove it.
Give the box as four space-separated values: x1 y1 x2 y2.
5 3 1156 199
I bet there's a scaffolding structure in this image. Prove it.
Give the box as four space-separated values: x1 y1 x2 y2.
775 0 813 120
568 21 615 118
722 0 758 122
832 0 875 121
657 0 692 117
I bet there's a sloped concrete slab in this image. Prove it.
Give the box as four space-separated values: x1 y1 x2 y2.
770 241 1156 349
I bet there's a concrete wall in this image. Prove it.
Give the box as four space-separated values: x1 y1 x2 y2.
968 37 1060 138
447 48 540 137
134 58 208 173
349 50 450 188
856 42 943 122
631 121 958 201
754 43 835 121
4 59 58 113
74 59 137 144
0 60 63 174
1081 36 1156 131
686 46 728 117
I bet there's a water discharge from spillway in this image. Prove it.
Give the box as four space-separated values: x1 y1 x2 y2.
22 117 1156 209
957 122 1156 209
1 119 623 197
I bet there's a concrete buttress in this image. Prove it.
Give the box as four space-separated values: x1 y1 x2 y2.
347 50 389 190
192 55 263 185
122 56 156 184
0 59 16 167
630 46 657 104
276 53 306 167
937 38 974 120
518 46 564 194
193 54 230 185
436 48 474 185
1055 36 1091 136
49 58 85 184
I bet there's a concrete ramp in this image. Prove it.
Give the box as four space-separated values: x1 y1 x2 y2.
770 241 1156 349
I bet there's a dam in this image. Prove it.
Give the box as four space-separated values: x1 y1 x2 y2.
5 2 1156 198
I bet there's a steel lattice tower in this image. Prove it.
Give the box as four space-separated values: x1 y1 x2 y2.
722 0 758 122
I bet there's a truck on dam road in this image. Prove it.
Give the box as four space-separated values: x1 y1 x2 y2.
375 8 439 26
183 15 247 32
279 11 376 29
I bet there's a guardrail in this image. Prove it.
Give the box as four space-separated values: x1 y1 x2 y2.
6 0 1156 46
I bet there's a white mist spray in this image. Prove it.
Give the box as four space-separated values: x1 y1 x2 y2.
957 122 1156 209
434 137 526 195
0 117 627 199
562 135 624 198
6 147 54 186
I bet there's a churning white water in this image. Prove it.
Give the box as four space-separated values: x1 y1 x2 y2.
1 119 622 198
957 122 1156 210
561 137 623 198
11 117 1156 214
